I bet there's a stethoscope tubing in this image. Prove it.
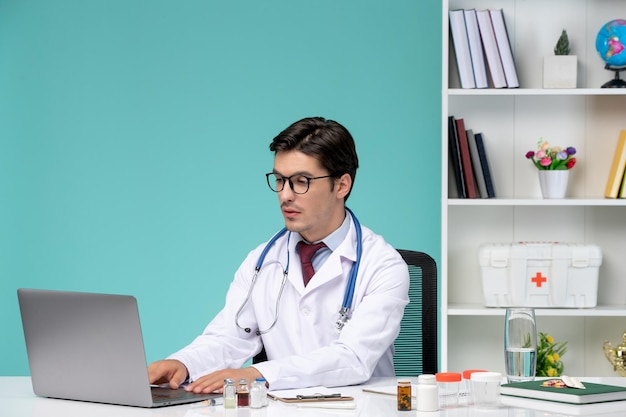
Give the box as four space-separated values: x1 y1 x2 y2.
235 208 362 335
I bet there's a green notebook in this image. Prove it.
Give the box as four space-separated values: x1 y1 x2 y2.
501 380 626 404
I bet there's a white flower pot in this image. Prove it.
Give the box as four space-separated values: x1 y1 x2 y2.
538 170 569 199
543 55 578 88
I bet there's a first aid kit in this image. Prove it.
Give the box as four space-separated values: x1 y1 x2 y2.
478 242 602 308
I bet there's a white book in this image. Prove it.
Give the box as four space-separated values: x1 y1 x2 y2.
449 9 476 89
476 9 507 88
463 9 488 88
489 8 519 88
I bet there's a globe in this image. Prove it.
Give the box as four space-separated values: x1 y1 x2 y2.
596 19 626 67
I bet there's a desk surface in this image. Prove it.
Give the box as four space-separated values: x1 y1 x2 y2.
4 376 626 417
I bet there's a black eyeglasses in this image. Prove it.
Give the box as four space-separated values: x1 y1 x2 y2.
265 173 334 194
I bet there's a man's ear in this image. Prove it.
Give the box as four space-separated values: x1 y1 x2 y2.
335 173 352 200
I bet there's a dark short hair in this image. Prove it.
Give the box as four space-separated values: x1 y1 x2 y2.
269 117 359 201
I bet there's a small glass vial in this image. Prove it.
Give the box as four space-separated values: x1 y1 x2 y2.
397 380 412 411
249 379 264 408
223 378 236 409
256 378 269 407
237 378 249 407
435 372 461 409
416 374 438 412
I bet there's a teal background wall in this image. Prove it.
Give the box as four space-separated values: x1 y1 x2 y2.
0 0 441 375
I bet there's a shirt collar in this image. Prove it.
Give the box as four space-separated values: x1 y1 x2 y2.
306 211 350 252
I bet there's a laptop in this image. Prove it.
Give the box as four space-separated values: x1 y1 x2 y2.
17 288 220 407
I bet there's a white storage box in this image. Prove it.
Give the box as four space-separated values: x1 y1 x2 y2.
478 242 602 308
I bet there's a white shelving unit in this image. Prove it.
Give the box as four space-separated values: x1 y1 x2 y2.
442 0 626 376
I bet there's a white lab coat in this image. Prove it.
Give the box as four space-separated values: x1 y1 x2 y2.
168 216 410 390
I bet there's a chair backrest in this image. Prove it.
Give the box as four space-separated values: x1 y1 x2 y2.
394 249 438 376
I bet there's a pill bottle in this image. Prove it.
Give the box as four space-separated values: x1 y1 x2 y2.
471 371 502 408
435 372 461 409
397 380 412 411
223 378 236 409
237 378 249 407
461 369 487 405
416 374 438 412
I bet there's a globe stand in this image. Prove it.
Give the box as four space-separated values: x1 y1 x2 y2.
601 64 626 88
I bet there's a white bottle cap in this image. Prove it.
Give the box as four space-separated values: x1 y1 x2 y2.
417 374 437 385
470 372 502 382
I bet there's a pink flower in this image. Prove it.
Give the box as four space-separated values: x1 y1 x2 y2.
540 157 552 166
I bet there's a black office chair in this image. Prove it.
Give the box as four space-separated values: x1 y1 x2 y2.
394 249 438 376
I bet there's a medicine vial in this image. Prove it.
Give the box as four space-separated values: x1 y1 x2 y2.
223 378 236 409
397 380 412 411
256 377 269 407
249 379 264 408
237 378 249 407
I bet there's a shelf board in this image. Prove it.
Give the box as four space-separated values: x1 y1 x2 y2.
447 88 626 96
448 303 626 317
447 198 626 207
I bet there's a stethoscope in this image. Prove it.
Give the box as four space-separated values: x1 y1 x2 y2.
235 207 363 336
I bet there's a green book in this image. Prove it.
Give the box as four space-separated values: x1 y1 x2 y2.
501 380 626 404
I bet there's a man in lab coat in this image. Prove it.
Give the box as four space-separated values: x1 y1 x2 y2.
148 117 410 392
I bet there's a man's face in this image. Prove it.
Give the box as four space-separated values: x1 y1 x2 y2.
272 150 350 242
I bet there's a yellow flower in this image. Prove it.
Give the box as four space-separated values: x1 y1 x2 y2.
546 335 554 344
553 353 560 362
547 354 555 364
547 368 558 377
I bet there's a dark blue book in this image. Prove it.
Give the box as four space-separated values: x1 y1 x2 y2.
474 132 496 198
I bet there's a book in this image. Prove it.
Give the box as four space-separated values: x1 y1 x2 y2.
455 118 477 198
476 9 507 88
619 165 626 198
501 380 626 404
449 9 476 88
463 9 488 88
448 116 467 198
474 132 496 198
503 392 626 416
604 130 626 198
489 8 519 88
466 129 488 198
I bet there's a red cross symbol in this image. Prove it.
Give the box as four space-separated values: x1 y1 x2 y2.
531 272 547 287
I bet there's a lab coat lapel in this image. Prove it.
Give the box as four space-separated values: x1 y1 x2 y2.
304 222 358 291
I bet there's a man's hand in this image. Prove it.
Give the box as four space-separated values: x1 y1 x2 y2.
147 359 189 389
186 367 263 394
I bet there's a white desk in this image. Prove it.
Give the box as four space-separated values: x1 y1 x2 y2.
3 377 626 417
